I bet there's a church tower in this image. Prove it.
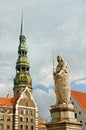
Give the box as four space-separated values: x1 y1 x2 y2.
13 13 32 96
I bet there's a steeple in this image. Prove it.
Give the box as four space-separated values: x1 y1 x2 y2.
20 11 24 36
13 13 32 96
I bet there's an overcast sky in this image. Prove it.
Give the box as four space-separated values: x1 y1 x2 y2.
0 0 86 121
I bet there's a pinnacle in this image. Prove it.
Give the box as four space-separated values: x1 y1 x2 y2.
20 11 24 36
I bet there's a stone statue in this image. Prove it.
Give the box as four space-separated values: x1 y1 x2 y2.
53 55 70 105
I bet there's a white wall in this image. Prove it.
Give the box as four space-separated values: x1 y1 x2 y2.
71 96 86 130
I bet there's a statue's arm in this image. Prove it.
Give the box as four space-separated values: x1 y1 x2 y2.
55 63 67 76
57 69 64 76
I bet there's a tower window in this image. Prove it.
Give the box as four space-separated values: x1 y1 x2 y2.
25 52 27 55
22 51 24 56
22 67 25 71
19 51 21 56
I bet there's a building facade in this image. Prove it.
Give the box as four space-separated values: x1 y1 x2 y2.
71 90 86 130
0 14 47 130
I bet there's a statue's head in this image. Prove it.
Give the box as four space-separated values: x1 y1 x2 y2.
57 55 63 63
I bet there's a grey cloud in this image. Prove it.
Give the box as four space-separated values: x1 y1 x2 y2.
0 0 86 86
1 0 86 120
33 89 55 121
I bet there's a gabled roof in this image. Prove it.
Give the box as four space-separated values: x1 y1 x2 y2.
71 90 86 112
0 96 19 107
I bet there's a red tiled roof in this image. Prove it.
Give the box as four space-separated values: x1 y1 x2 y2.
0 96 19 106
71 90 86 112
0 98 12 106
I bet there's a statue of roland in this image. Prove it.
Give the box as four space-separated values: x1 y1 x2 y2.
53 55 70 105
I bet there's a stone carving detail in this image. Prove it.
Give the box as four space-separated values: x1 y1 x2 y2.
53 55 70 105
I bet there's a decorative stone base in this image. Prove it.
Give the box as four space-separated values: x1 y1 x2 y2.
46 103 82 130
47 121 82 130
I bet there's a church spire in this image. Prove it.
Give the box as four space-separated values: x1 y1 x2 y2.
20 11 24 36
13 13 32 96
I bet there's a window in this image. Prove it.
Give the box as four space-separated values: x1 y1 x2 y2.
7 125 10 129
25 125 28 130
31 118 34 123
0 108 4 113
26 109 28 114
31 125 34 130
0 116 4 120
20 109 23 114
79 111 81 115
7 116 11 121
20 117 23 122
0 124 4 129
75 113 77 118
20 125 23 130
80 121 82 123
29 110 33 115
7 108 11 113
25 118 28 122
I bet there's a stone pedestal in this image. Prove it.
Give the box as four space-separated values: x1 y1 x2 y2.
46 104 82 130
